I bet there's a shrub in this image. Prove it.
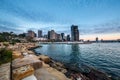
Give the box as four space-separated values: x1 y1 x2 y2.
0 48 12 65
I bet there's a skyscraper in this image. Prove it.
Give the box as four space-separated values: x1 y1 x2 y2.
43 34 48 38
38 30 42 38
56 34 61 41
67 35 70 41
27 30 36 38
71 25 79 41
61 33 64 41
47 30 56 40
48 31 50 39
50 30 56 40
96 37 98 42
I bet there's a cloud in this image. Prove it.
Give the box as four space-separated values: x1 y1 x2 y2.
0 0 56 23
78 19 120 35
0 21 23 33
92 20 120 33
1 17 120 36
0 0 120 36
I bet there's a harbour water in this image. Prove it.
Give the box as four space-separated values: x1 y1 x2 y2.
35 43 120 79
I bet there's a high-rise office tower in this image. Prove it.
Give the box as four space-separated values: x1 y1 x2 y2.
48 30 56 40
50 30 56 40
71 25 79 41
56 34 61 41
27 30 36 38
38 30 42 38
96 37 98 42
61 33 64 41
43 34 48 38
67 35 70 41
48 31 50 39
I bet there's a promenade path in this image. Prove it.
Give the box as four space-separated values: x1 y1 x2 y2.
0 63 10 80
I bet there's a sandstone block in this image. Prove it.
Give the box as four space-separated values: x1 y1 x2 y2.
22 75 37 80
12 55 42 70
12 65 34 80
38 55 51 63
12 51 23 59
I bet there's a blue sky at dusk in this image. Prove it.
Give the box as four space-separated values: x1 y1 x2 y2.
0 0 120 40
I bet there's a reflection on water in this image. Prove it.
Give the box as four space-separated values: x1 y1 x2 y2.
69 44 80 64
35 43 120 79
69 44 91 73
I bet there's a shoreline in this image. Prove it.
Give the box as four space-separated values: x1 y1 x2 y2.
0 42 115 80
11 42 70 80
33 44 112 80
38 41 120 44
38 41 92 44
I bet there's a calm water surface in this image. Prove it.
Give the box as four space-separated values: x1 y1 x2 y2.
35 43 120 79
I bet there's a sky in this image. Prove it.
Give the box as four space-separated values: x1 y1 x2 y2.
0 0 120 40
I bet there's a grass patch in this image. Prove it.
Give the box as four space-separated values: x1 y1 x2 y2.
0 48 12 65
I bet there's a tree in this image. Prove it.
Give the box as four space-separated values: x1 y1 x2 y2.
18 33 26 38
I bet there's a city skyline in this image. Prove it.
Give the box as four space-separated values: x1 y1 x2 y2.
0 0 120 40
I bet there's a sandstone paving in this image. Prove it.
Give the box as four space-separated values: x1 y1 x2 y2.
22 75 37 80
12 65 34 80
0 63 10 80
0 43 72 80
12 54 42 70
34 62 71 80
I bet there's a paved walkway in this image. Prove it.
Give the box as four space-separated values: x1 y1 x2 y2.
0 63 10 80
34 62 70 80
